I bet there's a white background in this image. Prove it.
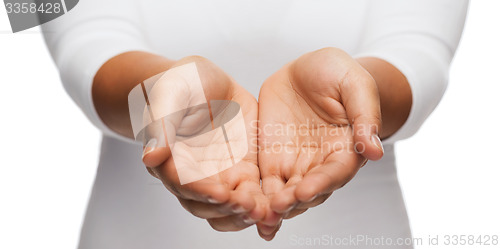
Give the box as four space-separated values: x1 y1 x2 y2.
0 1 499 248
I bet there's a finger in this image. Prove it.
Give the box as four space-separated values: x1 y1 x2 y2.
258 176 285 227
276 186 331 219
257 224 277 238
178 198 231 219
178 188 258 220
177 178 231 204
229 181 257 214
272 178 328 216
261 175 286 200
284 208 308 219
259 156 291 224
142 117 175 167
154 161 231 203
339 67 384 160
142 145 170 167
255 198 282 228
207 214 256 232
232 173 273 227
257 220 282 241
270 175 303 213
295 152 363 202
260 174 286 226
234 180 267 223
295 193 331 209
210 156 266 222
270 185 297 213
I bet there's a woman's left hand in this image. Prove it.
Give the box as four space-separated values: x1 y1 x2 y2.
256 48 384 240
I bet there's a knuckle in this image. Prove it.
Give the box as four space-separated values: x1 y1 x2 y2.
353 114 382 128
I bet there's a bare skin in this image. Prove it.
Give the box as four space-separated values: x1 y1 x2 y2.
256 47 411 240
92 47 411 239
94 54 267 231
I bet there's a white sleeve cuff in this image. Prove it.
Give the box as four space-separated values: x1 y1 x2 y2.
354 36 450 144
57 33 154 143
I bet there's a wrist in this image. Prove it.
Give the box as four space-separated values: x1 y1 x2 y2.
93 51 174 138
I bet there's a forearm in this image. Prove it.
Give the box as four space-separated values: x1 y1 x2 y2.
356 57 412 139
92 51 175 138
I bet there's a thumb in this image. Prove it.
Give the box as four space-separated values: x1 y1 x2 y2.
341 69 384 161
141 120 173 167
142 138 170 167
134 62 204 167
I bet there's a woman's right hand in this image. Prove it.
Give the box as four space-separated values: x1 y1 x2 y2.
141 56 267 232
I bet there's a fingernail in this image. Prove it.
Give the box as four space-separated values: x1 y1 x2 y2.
231 204 247 214
242 215 256 225
283 202 298 213
305 194 318 203
371 134 384 154
208 197 221 204
142 138 157 159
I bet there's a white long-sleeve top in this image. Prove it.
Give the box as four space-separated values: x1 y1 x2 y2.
43 0 467 144
42 1 468 248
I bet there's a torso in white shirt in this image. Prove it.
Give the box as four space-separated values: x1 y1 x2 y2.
76 1 413 249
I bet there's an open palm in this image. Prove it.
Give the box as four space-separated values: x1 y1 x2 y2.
257 48 384 240
141 56 267 232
